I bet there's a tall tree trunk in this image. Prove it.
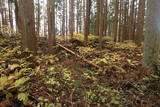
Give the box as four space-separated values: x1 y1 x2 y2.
84 0 91 43
118 0 122 42
0 0 6 25
62 0 66 36
4 10 8 26
128 0 135 40
14 0 19 30
69 0 74 38
37 0 40 36
82 0 86 34
144 0 160 72
108 17 112 36
47 0 56 52
96 0 100 36
133 0 138 42
79 0 82 33
18 0 37 54
113 0 119 42
99 0 104 49
122 0 129 41
65 0 68 36
103 0 108 36
76 0 79 33
135 0 145 46
8 0 13 29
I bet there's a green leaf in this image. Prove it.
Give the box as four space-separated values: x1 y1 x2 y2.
18 93 28 104
45 103 54 107
151 74 160 80
14 77 30 87
110 97 119 104
73 80 81 88
0 76 8 90
3 90 13 98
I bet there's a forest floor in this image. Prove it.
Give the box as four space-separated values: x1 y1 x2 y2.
0 33 160 107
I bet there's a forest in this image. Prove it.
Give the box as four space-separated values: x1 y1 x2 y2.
0 0 160 106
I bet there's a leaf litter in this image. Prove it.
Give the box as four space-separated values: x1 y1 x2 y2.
0 34 160 107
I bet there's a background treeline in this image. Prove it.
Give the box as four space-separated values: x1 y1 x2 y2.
0 0 146 45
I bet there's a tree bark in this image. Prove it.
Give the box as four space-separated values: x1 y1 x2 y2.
135 0 146 46
96 0 100 36
99 0 104 49
0 0 6 25
69 0 75 38
103 0 108 36
37 0 40 36
8 0 13 29
62 0 66 36
14 0 19 30
122 0 129 41
47 0 56 52
84 0 91 43
128 0 135 40
65 0 68 36
18 0 37 54
113 0 119 42
144 0 160 72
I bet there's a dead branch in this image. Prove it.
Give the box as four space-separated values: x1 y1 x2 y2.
57 43 102 69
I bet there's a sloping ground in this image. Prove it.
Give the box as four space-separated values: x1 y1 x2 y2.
0 34 160 107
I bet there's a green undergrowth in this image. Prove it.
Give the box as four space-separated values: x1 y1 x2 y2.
0 33 160 106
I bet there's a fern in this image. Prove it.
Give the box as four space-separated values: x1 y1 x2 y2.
14 77 30 87
18 93 28 104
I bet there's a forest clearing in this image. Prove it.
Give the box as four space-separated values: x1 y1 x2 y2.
0 0 160 107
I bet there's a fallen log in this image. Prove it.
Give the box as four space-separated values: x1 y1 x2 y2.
57 43 102 69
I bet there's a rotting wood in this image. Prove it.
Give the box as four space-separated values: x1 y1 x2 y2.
57 43 102 69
